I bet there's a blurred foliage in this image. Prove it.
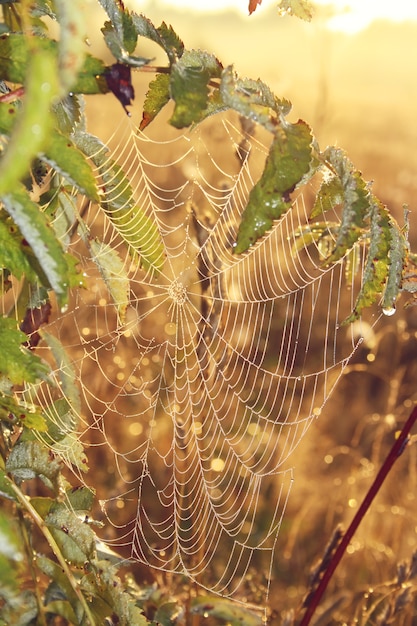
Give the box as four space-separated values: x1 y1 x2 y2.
0 0 415 625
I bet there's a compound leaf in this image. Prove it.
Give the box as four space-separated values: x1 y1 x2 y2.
0 318 48 385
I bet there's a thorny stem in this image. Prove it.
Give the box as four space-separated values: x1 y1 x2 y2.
6 476 96 626
298 404 417 626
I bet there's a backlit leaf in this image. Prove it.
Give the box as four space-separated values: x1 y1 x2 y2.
98 0 138 54
220 66 291 130
0 318 48 385
2 186 70 303
140 73 171 130
234 120 313 252
0 215 34 280
170 49 223 128
323 147 372 263
277 0 314 21
0 46 59 195
41 131 100 202
74 131 165 274
89 238 130 323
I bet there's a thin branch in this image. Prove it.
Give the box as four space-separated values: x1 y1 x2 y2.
298 404 417 626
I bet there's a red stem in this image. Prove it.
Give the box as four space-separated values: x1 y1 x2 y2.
298 404 417 626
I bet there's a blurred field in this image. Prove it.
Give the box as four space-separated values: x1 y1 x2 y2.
82 4 417 622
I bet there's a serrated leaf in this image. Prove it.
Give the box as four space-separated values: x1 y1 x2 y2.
55 0 87 92
277 0 314 21
0 46 59 195
46 505 95 564
170 50 223 128
382 215 408 313
2 186 70 303
6 440 62 487
98 0 138 54
220 66 291 130
140 73 171 131
234 120 313 253
89 238 130 323
156 21 185 62
74 131 165 274
41 131 99 201
311 176 344 219
0 318 48 385
323 147 372 263
52 94 83 135
344 203 391 323
132 14 184 64
0 216 35 279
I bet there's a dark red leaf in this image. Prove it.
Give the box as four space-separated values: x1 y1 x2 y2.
20 302 52 349
104 63 135 115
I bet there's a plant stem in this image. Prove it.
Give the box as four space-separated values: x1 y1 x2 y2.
298 404 417 626
6 476 96 625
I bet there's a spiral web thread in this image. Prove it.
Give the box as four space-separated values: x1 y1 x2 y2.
29 111 375 606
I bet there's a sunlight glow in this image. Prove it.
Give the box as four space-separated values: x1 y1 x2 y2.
134 0 417 33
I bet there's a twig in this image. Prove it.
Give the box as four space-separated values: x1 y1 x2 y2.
298 404 417 626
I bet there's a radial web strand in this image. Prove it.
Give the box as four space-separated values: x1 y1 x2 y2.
27 112 376 606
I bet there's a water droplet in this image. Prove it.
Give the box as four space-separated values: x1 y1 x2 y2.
382 305 396 317
60 304 68 314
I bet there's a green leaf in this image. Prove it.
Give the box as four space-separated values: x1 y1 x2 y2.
2 186 70 303
0 46 59 195
234 120 313 253
55 0 87 92
0 393 47 431
310 176 344 219
156 21 185 62
140 73 171 131
220 66 291 131
192 596 262 626
6 440 62 488
169 49 223 128
344 203 391 323
0 318 48 385
52 94 83 135
132 14 184 64
277 0 315 21
74 131 165 274
0 34 55 84
89 238 130 323
98 0 138 54
0 215 35 280
37 555 82 618
71 53 107 94
46 504 96 564
323 148 372 263
66 486 95 512
41 131 100 202
382 215 408 313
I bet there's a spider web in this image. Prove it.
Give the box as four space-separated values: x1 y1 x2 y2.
31 109 376 606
